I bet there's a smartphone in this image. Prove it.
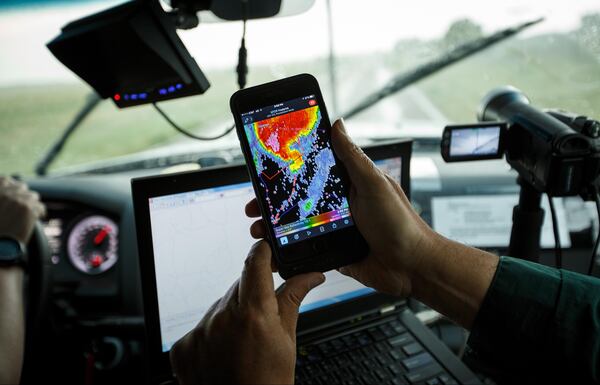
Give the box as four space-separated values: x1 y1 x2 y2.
230 74 368 279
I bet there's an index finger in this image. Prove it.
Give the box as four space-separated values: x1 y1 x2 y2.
331 119 384 192
245 198 261 218
238 240 277 312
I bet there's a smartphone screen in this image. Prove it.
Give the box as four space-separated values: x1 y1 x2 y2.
240 94 353 248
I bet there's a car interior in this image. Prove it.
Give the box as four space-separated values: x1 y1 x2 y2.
2 0 600 384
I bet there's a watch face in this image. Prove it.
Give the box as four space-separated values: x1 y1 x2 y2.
0 238 23 263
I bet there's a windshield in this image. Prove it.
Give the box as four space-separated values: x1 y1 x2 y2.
1 0 599 175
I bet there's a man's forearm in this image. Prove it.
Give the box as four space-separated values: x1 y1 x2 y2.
467 256 600 382
0 267 25 385
410 237 600 382
410 233 499 329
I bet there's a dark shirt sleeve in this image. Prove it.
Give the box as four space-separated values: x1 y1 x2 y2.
467 256 600 383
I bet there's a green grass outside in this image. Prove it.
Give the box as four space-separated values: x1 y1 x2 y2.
2 33 600 176
0 64 329 175
417 34 600 123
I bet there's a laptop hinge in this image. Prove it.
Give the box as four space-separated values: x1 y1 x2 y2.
379 304 397 315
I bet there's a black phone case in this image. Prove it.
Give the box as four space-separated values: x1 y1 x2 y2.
230 74 368 279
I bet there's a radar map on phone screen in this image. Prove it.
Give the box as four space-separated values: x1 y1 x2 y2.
242 95 353 247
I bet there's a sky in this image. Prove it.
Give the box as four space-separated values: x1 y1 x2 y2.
0 0 598 86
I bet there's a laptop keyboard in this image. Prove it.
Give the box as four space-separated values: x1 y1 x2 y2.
296 317 459 385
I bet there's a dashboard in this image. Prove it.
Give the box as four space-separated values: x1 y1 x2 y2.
44 201 119 277
22 144 598 383
29 173 143 317
28 146 599 319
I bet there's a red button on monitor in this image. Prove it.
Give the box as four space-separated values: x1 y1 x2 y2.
308 99 316 106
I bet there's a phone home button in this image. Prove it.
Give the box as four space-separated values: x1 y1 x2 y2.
312 239 328 254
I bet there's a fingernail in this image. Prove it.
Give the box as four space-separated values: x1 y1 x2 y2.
336 118 347 134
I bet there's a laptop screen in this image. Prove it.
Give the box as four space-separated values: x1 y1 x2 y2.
148 157 402 352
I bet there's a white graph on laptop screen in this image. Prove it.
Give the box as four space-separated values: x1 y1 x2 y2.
148 157 402 352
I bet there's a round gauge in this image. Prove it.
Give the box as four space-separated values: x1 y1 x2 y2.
67 215 119 275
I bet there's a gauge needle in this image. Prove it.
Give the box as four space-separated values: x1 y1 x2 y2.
94 226 111 245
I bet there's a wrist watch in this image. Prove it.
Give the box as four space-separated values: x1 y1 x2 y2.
0 236 27 269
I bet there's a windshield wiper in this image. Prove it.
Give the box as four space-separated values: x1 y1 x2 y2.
35 92 101 176
341 18 543 120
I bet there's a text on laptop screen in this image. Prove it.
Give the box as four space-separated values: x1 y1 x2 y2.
148 157 402 352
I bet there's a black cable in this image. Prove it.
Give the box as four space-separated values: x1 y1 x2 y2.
154 2 248 141
588 192 600 276
237 20 248 90
236 1 248 89
152 103 235 141
547 194 562 269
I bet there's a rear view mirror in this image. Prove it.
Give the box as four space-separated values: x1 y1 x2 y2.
211 0 281 20
173 0 315 22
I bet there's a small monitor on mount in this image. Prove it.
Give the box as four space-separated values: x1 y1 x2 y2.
47 0 210 108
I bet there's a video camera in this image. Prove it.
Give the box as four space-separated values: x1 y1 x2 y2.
440 86 600 266
441 86 600 200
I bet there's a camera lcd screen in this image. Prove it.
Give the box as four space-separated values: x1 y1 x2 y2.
240 95 353 248
449 126 502 157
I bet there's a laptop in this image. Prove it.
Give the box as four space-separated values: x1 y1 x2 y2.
132 140 479 385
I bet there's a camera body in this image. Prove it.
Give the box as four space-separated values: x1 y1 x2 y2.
441 87 600 199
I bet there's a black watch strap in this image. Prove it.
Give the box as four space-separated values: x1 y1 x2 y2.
0 237 27 269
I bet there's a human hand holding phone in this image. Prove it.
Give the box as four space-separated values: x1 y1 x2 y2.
246 119 435 297
249 119 499 328
170 241 325 385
